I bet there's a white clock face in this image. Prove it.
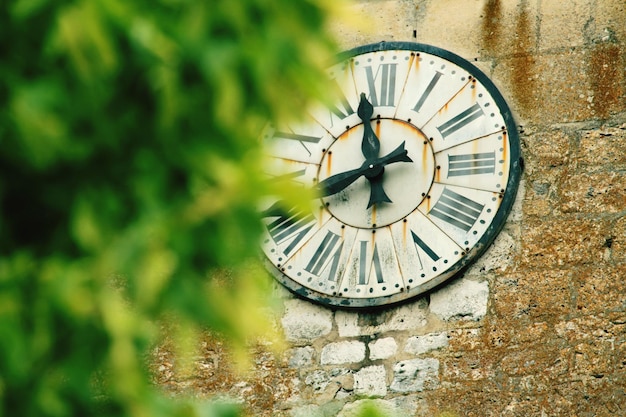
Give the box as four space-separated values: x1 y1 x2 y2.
261 42 522 308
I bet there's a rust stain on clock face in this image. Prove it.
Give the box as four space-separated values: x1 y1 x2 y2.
371 204 377 227
471 78 478 102
422 141 430 171
325 148 332 178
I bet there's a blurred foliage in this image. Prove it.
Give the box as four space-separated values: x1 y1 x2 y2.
0 0 348 416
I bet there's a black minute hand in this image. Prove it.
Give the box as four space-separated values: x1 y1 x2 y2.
316 141 412 197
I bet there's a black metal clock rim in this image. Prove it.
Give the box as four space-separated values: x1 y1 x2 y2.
269 41 523 310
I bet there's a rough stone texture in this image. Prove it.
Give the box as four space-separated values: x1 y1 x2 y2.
389 358 440 393
287 346 315 368
404 332 449 355
429 278 489 321
368 337 398 360
328 0 426 50
353 365 387 397
320 341 366 365
335 299 429 337
154 2 626 416
337 399 398 417
281 299 333 342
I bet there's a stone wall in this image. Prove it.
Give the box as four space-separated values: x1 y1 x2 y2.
155 1 626 416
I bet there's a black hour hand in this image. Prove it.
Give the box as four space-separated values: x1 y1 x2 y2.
316 141 413 198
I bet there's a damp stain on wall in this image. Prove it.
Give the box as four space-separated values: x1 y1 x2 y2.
588 43 623 119
480 0 538 117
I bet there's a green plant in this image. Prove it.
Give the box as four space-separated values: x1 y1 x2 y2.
0 0 343 416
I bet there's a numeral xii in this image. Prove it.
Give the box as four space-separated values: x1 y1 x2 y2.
364 63 397 107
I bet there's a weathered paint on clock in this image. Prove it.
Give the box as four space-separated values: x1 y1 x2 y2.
261 42 522 308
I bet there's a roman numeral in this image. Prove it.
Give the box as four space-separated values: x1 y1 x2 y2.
304 231 343 281
273 131 322 157
266 169 307 184
265 206 315 256
410 231 440 269
328 81 355 121
429 188 484 232
437 103 484 138
412 71 443 113
447 152 496 177
365 63 397 107
358 241 384 285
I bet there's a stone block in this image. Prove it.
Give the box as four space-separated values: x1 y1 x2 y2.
595 0 626 43
390 358 439 393
559 171 626 214
492 269 573 320
335 310 361 338
467 226 518 275
281 299 333 343
369 337 398 360
584 43 625 119
330 0 419 50
443 351 496 382
416 0 486 59
337 399 399 417
289 405 324 417
405 332 449 355
500 344 560 377
304 369 332 393
290 402 344 417
418 0 535 60
389 395 429 416
491 47 625 125
610 216 626 264
519 216 613 268
287 346 315 368
575 126 626 170
447 328 482 351
429 278 489 321
354 365 387 397
555 314 626 345
539 0 592 50
335 299 429 337
320 341 366 365
522 128 571 175
573 341 616 379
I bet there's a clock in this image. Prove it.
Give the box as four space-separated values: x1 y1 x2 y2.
260 42 522 308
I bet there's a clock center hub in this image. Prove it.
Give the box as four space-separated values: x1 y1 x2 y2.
365 163 384 179
318 119 435 229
